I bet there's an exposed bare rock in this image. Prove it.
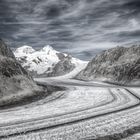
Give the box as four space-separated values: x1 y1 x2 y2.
0 39 15 59
76 45 140 85
47 55 75 77
14 45 85 77
0 39 41 106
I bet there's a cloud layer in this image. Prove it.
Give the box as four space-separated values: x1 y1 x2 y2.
0 0 140 60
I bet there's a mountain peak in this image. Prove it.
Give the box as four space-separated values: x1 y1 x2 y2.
41 45 54 52
15 45 35 54
14 44 86 77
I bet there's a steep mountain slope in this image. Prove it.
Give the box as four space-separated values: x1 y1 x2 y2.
0 39 41 106
76 45 140 85
14 45 87 77
46 55 75 77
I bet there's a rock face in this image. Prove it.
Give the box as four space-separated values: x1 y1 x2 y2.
0 39 15 59
0 39 41 106
47 55 75 77
76 45 140 85
14 45 85 77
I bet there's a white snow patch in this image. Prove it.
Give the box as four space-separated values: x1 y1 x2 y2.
14 45 35 55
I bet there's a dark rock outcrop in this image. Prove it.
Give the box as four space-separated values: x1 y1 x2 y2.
0 39 41 106
0 39 15 59
47 55 75 77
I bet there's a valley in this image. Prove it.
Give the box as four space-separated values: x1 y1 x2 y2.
0 78 140 140
0 40 140 140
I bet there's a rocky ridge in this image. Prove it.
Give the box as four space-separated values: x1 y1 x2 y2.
76 45 140 85
0 39 41 106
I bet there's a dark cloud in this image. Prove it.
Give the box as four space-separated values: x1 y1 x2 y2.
0 0 140 60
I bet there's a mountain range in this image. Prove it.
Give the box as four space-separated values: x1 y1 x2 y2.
14 45 87 78
14 44 140 85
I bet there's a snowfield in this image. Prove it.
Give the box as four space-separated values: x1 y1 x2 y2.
1 78 140 140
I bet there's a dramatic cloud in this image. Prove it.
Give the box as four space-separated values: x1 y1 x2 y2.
0 0 140 60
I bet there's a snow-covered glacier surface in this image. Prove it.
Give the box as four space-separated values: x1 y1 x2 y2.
1 77 140 140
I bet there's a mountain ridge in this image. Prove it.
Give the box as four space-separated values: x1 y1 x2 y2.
76 45 140 85
14 45 87 78
0 39 42 106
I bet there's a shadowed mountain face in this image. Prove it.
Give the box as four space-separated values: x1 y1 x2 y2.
0 39 40 106
0 39 29 78
76 45 140 85
0 39 15 59
46 55 75 77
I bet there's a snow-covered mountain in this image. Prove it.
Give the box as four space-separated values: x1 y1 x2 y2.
76 45 140 85
14 45 87 78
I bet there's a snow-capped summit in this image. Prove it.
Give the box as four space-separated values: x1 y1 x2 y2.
15 45 35 55
40 45 59 56
41 45 55 52
14 45 87 78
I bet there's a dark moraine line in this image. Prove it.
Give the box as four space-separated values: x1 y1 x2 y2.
0 89 140 139
125 88 140 99
82 89 140 140
38 80 118 88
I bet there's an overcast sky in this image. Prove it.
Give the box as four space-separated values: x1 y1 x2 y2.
0 0 140 60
